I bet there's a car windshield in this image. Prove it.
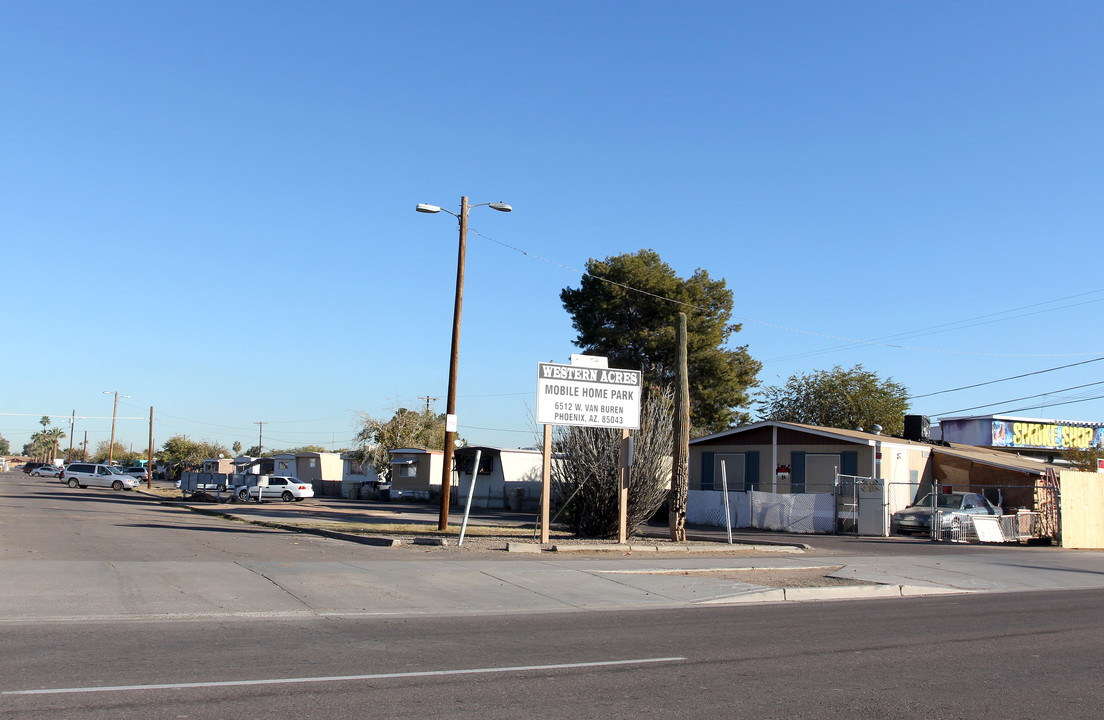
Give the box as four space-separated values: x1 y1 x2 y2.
108 466 126 474
914 493 963 509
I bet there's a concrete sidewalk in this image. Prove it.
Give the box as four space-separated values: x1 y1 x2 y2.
6 548 1104 624
7 487 1103 625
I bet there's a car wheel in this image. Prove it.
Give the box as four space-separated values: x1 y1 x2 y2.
282 491 293 502
238 489 248 501
68 478 79 488
112 480 123 491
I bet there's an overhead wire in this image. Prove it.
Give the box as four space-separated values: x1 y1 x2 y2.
928 380 1104 416
910 356 1104 399
470 227 1104 359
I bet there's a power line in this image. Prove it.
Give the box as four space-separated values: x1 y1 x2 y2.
768 295 1104 363
472 227 1104 359
910 356 1104 399
988 392 1104 417
928 380 1104 417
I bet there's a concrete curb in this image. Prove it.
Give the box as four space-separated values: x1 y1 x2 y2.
697 583 972 604
551 543 807 554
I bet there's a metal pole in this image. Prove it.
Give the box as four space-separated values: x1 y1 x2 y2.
108 391 119 464
147 406 154 489
67 410 75 463
720 460 733 544
457 450 482 547
438 196 469 531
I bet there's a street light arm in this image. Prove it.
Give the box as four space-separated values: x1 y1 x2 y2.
417 201 512 220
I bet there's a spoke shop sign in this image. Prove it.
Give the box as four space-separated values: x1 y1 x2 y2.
536 362 642 429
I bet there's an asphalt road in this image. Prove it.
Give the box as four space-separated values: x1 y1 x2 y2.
4 470 1104 719
4 591 1103 719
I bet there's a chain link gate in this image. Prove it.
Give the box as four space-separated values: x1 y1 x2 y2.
835 474 884 535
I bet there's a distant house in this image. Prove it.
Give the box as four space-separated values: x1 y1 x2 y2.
201 457 235 474
231 452 344 496
388 448 444 500
272 454 298 477
340 453 380 499
293 452 344 497
453 446 544 510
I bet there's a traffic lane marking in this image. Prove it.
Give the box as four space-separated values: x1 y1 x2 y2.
3 656 688 696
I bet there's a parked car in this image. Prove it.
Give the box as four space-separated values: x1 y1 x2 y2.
247 476 315 502
22 462 45 474
123 467 149 481
30 465 63 478
891 492 1001 536
61 462 139 491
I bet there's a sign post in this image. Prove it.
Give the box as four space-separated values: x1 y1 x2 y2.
536 359 643 544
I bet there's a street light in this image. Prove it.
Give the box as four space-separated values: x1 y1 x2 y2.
103 391 130 464
416 196 512 530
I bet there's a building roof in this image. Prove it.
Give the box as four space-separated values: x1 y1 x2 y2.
690 420 928 448
690 420 1061 476
933 443 1056 475
940 414 1102 427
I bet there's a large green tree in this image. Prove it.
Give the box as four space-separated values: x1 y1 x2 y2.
92 441 138 465
353 407 450 483
159 435 231 479
561 249 760 434
758 364 909 435
0 434 9 455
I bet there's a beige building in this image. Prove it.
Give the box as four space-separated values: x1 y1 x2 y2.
688 420 1066 536
690 421 932 507
292 452 344 497
388 448 444 500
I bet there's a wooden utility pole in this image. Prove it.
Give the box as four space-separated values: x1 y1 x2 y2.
67 410 76 463
617 429 631 544
540 424 551 543
418 395 439 413
669 312 690 541
254 421 266 455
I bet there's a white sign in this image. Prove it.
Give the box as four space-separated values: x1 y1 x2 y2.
535 362 642 429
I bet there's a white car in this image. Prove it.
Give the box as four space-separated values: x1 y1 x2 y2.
61 462 139 491
31 465 64 478
247 476 315 502
123 467 149 481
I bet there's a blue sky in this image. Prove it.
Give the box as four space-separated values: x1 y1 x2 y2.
4 1 1103 457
